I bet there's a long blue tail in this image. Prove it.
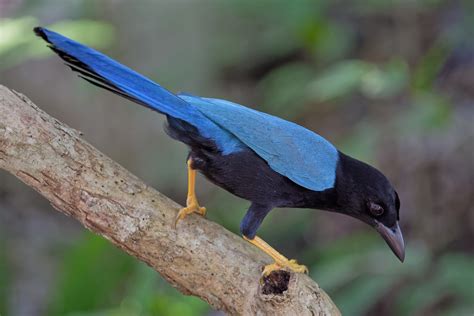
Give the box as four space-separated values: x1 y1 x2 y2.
33 27 241 153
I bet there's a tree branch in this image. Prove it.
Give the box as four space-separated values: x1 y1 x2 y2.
0 85 340 315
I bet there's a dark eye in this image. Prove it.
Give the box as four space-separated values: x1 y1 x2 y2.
368 201 384 216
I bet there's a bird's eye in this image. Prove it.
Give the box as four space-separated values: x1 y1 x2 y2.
368 202 384 216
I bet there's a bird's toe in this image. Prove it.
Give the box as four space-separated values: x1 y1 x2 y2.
174 203 207 227
261 259 308 276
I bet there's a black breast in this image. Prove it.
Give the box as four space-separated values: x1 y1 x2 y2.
191 147 336 208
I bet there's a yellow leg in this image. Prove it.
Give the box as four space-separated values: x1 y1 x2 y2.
244 236 308 275
175 159 206 226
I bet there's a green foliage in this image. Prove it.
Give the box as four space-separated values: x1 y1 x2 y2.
314 233 474 315
47 232 209 316
413 41 450 92
360 59 409 99
337 121 378 163
259 58 408 123
337 276 395 316
396 253 474 315
302 19 355 62
117 262 208 316
260 62 315 119
0 17 114 70
48 232 136 315
315 235 434 315
306 59 408 102
397 91 453 135
308 60 369 102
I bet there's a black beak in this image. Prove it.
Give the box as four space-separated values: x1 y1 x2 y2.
374 221 405 262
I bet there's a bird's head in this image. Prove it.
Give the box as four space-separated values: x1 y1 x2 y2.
335 153 405 262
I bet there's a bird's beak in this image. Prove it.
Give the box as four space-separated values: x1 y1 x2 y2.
374 221 405 262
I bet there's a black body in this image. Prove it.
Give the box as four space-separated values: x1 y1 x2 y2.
167 118 400 242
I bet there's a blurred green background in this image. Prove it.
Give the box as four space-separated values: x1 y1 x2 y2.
1 0 473 315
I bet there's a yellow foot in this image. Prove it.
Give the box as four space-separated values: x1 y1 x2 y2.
175 200 206 227
262 259 308 276
243 236 308 276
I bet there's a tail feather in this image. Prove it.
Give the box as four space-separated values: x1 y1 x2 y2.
34 27 201 123
34 27 243 154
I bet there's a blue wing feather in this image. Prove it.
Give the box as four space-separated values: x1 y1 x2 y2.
179 94 339 191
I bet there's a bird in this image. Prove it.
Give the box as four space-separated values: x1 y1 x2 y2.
34 27 405 275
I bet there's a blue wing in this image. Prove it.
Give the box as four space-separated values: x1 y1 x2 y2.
34 27 243 154
179 94 339 191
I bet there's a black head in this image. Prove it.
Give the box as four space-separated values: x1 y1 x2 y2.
334 152 405 262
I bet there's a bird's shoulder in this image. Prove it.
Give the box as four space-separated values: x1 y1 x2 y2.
179 94 339 192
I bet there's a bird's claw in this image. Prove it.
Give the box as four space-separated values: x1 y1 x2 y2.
262 259 308 276
175 201 206 227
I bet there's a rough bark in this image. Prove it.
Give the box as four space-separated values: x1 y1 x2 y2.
0 84 340 315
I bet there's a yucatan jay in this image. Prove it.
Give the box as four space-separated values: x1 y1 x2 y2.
34 27 405 275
